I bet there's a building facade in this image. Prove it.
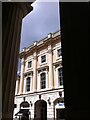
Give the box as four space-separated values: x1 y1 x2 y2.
14 30 65 120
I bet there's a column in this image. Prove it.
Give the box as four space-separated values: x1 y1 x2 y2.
33 51 37 92
19 58 25 94
46 70 49 89
2 5 23 119
47 102 54 118
60 2 89 119
23 77 26 93
2 3 33 119
48 45 53 89
31 74 33 92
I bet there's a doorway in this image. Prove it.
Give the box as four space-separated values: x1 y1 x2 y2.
56 109 64 120
34 100 47 120
54 98 65 120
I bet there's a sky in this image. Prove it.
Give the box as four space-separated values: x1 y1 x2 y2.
18 0 60 71
19 0 60 52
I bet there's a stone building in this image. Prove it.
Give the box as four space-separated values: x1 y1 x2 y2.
14 30 65 120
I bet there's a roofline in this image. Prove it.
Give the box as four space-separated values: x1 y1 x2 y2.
19 29 60 56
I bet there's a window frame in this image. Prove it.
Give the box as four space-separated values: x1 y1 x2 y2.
41 54 46 64
56 45 62 60
38 71 48 91
24 75 32 93
57 48 62 58
58 67 63 86
40 72 46 89
28 60 32 68
56 66 63 88
26 77 31 92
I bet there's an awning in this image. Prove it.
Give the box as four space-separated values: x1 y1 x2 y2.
15 109 29 116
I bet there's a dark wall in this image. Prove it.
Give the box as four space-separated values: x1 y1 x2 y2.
2 2 33 119
60 2 89 119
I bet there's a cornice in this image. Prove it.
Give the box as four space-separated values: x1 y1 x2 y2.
53 61 62 66
37 65 49 71
15 87 64 97
24 70 33 77
19 31 61 57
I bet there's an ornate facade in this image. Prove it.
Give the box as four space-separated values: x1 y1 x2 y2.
14 30 65 119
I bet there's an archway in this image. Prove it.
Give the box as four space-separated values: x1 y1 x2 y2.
54 98 65 120
15 101 30 120
20 101 29 108
34 100 47 120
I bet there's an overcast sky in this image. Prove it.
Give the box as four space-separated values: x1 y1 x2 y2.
19 0 60 52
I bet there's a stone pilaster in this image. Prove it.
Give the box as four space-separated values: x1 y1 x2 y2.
33 52 37 92
48 45 53 89
31 74 33 92
23 76 26 93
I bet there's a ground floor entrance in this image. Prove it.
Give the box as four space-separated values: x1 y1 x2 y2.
34 100 47 120
14 91 64 119
56 109 64 120
54 98 65 120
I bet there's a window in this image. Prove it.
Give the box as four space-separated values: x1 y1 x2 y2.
26 77 31 91
41 55 46 63
57 49 62 57
40 73 46 89
58 68 63 86
28 61 32 68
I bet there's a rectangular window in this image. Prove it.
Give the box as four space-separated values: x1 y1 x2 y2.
41 55 46 63
26 77 30 92
28 61 32 68
57 49 62 57
58 68 63 86
40 73 46 89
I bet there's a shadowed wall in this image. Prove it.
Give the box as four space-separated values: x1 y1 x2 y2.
2 2 34 119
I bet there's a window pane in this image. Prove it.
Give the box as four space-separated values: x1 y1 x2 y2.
57 49 62 57
58 68 63 86
41 55 46 63
28 61 32 68
26 77 30 91
40 73 46 89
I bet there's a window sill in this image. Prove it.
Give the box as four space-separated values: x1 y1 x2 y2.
56 85 64 89
26 67 33 70
23 91 33 94
40 62 47 66
37 88 48 92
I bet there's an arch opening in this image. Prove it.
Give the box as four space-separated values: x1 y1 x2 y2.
34 100 47 120
54 98 65 120
15 101 30 120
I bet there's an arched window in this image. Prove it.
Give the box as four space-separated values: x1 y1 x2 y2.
26 77 31 92
20 101 30 108
58 68 63 86
40 73 46 89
